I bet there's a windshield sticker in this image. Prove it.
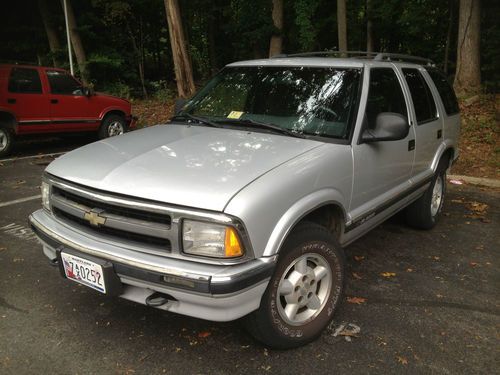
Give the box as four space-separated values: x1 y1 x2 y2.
227 111 244 119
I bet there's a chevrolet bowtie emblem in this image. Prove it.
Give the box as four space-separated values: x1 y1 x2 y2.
83 209 106 227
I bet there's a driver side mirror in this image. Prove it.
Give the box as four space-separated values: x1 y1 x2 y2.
361 112 409 143
174 98 187 114
82 86 94 97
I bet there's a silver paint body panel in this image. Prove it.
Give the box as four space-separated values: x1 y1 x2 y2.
33 57 460 321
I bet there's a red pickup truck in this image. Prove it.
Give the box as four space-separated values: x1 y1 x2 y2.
0 64 137 157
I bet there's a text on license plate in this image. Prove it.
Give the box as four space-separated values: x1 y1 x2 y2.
61 252 106 293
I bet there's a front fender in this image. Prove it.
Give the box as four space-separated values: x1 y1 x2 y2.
262 189 347 256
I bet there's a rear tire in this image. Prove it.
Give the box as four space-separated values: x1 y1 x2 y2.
405 159 448 229
98 114 126 139
243 222 345 349
0 127 14 158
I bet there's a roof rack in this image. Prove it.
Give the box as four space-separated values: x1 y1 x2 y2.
271 50 434 66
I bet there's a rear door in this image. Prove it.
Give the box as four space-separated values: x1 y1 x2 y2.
6 67 50 131
399 66 443 182
45 69 98 132
349 66 415 225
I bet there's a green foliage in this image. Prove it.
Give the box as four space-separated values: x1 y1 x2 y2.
0 0 497 97
293 0 321 51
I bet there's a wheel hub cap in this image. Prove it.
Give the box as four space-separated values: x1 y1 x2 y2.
0 130 7 151
277 253 332 326
108 121 124 137
431 175 443 216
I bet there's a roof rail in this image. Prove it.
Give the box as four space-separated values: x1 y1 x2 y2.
271 50 434 66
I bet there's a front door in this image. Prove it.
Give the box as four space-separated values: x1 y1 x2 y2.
349 66 415 224
45 69 98 132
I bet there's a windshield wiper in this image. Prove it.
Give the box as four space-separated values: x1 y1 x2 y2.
215 118 306 139
171 113 221 128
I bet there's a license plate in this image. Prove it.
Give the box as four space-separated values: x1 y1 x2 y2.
61 252 106 293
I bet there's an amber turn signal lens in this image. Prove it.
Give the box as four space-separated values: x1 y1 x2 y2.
224 227 243 257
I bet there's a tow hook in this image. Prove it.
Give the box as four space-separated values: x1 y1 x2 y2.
145 292 173 307
49 258 59 267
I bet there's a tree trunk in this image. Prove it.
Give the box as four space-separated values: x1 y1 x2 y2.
269 0 284 57
125 22 148 98
444 0 454 74
38 0 60 66
163 0 195 98
454 0 481 95
60 0 87 83
337 0 347 52
366 0 374 53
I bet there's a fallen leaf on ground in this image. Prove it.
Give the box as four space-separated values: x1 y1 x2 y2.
380 272 396 278
352 272 362 280
397 356 408 365
332 323 361 341
469 262 478 267
354 256 364 261
347 296 366 304
197 331 211 338
406 268 413 272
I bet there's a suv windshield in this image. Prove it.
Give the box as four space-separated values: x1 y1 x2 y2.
181 66 361 139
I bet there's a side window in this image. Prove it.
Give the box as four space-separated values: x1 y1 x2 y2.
427 69 459 115
46 70 83 95
402 68 438 124
8 68 42 94
366 68 408 129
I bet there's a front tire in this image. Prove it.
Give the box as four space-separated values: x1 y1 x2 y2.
244 222 345 349
0 127 14 158
98 114 126 139
406 161 447 229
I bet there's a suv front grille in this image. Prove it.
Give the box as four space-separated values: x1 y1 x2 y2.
51 185 173 253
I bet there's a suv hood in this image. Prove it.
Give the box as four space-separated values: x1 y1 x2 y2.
46 124 322 211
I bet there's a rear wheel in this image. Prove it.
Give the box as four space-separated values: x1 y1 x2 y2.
406 160 447 229
243 222 345 349
0 127 14 158
98 114 126 139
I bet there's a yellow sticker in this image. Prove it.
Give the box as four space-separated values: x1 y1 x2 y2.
227 111 244 119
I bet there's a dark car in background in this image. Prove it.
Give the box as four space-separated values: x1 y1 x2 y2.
0 64 136 157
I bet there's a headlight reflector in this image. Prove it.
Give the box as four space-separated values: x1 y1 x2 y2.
41 181 51 211
182 220 243 258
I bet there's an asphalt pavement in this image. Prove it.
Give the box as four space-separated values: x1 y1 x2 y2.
0 140 499 374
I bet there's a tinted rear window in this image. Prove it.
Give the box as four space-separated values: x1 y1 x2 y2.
403 68 437 124
427 69 459 115
8 67 42 94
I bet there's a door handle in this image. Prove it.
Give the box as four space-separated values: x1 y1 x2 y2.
7 98 16 104
437 129 442 139
408 139 415 151
50 99 59 104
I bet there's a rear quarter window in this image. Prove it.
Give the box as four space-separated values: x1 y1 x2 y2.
427 69 460 115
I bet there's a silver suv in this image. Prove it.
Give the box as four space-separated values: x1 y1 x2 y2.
29 52 460 349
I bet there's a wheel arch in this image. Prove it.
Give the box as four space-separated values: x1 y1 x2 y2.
262 189 347 257
100 109 126 122
0 110 17 131
431 141 456 172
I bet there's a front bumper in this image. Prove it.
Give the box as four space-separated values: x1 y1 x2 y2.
126 115 138 129
29 209 275 321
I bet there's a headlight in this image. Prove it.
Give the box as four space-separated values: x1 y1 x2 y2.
41 181 51 211
182 219 244 258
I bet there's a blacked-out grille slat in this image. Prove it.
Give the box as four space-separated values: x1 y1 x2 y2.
52 186 171 226
53 207 171 249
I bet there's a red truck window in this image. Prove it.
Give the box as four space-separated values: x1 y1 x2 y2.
8 67 43 94
46 70 83 95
